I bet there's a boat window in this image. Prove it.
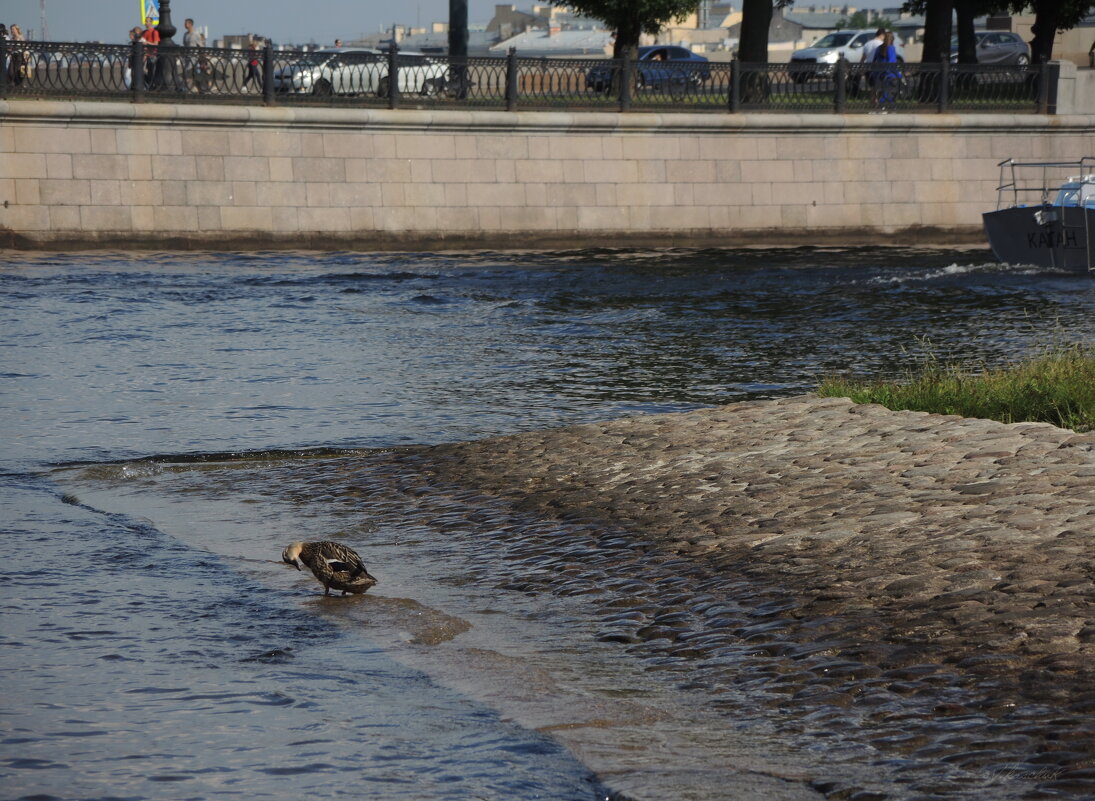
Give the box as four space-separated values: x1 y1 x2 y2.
1054 184 1081 206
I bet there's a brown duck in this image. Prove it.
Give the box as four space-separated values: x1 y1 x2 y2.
281 541 378 595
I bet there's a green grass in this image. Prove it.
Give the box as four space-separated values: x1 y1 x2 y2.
817 345 1095 432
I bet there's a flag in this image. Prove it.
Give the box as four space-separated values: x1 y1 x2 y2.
141 0 160 26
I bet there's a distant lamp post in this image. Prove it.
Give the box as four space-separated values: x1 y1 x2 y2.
156 0 177 44
154 0 179 91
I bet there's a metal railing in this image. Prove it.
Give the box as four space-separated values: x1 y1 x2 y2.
0 39 1056 114
994 157 1095 209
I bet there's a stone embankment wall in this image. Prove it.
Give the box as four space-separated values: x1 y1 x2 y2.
1 98 1092 249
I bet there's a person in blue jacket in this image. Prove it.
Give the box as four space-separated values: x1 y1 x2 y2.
872 31 899 111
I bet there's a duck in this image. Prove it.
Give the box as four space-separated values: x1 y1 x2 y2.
281 541 378 596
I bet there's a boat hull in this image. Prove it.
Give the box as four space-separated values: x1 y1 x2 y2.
983 205 1094 272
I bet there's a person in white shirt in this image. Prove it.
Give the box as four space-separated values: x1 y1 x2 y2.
183 18 207 92
852 28 887 98
861 28 887 63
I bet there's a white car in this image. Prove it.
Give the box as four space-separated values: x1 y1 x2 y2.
789 29 905 82
272 48 448 97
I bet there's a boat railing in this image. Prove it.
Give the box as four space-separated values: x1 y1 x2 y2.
995 157 1095 209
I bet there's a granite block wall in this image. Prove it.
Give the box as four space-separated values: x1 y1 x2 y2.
1 100 1092 249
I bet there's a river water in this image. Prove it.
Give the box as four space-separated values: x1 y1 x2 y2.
2 248 1093 801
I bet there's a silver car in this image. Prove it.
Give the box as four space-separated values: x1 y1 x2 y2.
950 31 1031 65
789 29 905 82
272 48 448 97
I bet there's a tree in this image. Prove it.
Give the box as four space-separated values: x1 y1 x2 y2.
954 0 991 63
920 0 954 63
556 0 702 58
1010 0 1095 63
836 10 872 28
906 0 1095 64
739 0 774 61
905 0 1006 63
737 0 795 63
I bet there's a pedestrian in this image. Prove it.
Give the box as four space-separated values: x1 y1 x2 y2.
141 18 161 88
183 17 206 92
124 25 142 88
860 28 886 64
872 31 899 112
242 39 262 92
851 28 886 99
8 22 27 85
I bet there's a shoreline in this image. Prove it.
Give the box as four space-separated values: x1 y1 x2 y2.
416 395 1095 696
0 229 990 252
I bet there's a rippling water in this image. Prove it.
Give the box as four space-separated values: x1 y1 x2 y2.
3 248 1093 801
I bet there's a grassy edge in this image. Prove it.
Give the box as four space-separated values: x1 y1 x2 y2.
817 345 1095 433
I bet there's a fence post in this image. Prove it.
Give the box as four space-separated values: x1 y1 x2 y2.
387 40 400 109
834 54 846 113
729 56 740 112
133 40 145 102
937 55 948 113
262 43 275 105
505 47 518 111
619 48 633 112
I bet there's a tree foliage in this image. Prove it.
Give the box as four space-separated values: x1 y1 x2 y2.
1010 0 1095 63
904 0 1095 63
835 10 893 29
556 0 702 57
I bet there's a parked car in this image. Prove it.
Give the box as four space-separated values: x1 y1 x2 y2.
789 29 905 82
586 45 711 93
272 48 447 97
949 31 1030 65
382 52 449 97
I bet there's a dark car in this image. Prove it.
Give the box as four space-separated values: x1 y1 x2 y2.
586 45 711 93
950 31 1031 65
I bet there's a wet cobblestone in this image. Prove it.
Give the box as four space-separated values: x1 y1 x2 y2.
364 396 1095 798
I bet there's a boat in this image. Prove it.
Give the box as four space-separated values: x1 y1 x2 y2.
982 158 1094 272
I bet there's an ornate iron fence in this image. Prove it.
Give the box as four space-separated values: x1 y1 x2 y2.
0 39 1056 114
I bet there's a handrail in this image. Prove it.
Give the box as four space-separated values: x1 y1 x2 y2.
0 38 1055 115
995 158 1095 209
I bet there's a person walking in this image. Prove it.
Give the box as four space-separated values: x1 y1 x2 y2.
182 18 206 92
872 31 899 112
141 18 161 88
242 39 262 92
851 28 886 99
861 28 886 64
124 25 142 88
8 23 27 85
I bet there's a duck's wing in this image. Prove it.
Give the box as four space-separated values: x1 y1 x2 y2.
316 541 371 580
